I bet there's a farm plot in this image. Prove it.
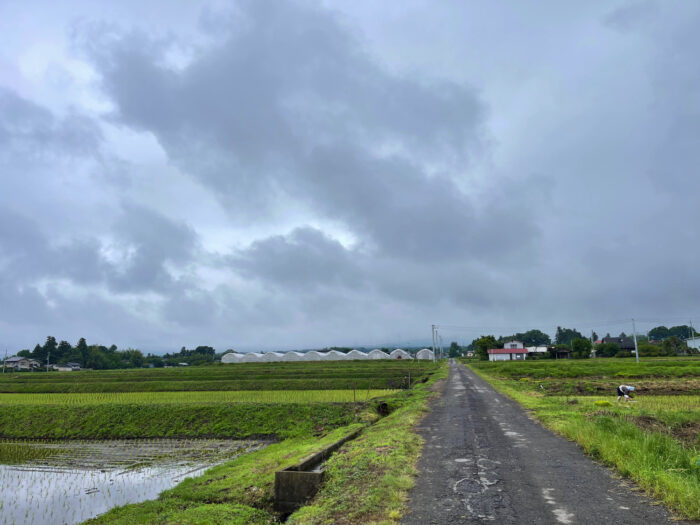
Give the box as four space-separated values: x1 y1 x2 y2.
0 438 266 525
0 389 397 406
466 357 700 521
0 360 442 524
0 360 435 393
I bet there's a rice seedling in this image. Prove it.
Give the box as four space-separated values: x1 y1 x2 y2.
0 389 398 406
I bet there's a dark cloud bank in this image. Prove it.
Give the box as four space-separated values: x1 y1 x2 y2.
0 1 699 351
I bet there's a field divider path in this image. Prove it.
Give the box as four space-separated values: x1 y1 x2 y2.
401 359 691 525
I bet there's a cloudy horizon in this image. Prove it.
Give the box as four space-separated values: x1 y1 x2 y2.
1 1 698 353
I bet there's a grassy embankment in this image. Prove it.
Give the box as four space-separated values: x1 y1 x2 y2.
83 361 448 525
464 358 700 521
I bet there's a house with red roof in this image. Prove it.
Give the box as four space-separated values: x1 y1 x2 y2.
487 340 528 361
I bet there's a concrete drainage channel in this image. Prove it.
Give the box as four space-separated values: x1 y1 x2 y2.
274 427 364 517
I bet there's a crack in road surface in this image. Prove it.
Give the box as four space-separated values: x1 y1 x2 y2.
402 360 690 524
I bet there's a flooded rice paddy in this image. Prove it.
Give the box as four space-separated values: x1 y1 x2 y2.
0 438 268 525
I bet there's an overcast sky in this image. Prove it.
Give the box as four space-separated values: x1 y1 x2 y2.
1 1 698 352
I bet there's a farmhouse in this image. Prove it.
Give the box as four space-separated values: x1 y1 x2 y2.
488 341 528 361
601 336 635 351
3 356 41 370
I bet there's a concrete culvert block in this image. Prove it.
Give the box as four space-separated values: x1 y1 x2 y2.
274 469 325 514
377 402 390 416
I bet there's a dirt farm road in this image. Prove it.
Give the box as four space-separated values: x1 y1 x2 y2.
402 360 690 525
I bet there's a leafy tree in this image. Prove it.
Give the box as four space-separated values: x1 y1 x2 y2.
121 349 145 368
647 326 670 340
592 331 598 341
555 327 584 346
662 336 687 355
514 329 551 346
619 332 627 338
596 342 619 357
571 338 592 359
56 340 72 362
474 335 498 361
449 341 461 358
76 338 90 367
17 349 31 358
669 325 696 339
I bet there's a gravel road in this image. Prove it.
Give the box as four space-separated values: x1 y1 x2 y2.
402 359 691 524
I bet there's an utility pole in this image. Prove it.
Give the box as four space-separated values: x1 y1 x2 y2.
632 318 639 363
3 349 6 374
46 350 50 373
431 325 437 361
689 320 696 354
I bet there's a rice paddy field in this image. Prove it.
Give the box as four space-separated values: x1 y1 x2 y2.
0 389 398 406
0 359 441 524
0 360 431 393
465 357 700 520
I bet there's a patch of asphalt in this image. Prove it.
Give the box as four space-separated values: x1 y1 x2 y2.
402 359 692 525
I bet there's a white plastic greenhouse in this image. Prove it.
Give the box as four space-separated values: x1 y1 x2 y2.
415 348 435 360
221 347 435 363
389 348 412 360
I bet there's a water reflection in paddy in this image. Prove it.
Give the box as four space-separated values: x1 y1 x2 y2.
0 439 268 525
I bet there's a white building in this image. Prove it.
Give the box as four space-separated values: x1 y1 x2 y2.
686 338 700 350
487 348 528 361
367 349 389 359
526 346 549 355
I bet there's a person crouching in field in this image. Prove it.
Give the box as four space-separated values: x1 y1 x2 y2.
617 385 635 402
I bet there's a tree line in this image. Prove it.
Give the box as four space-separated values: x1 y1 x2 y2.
14 337 223 369
448 324 699 361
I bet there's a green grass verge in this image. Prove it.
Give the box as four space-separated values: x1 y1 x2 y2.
0 403 357 439
466 363 700 521
287 362 449 525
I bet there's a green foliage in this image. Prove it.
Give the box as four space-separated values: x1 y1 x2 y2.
662 336 688 356
649 325 697 341
448 341 461 358
571 338 592 359
473 335 498 361
596 342 620 357
555 326 584 346
502 329 551 346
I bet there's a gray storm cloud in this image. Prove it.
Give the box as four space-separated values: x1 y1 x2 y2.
0 0 698 351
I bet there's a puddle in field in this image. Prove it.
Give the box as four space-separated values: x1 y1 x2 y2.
0 439 269 525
